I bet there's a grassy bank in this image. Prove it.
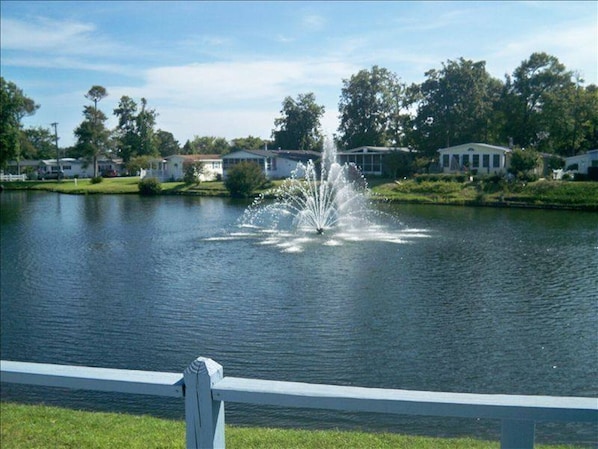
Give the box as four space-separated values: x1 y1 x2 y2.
0 402 586 449
2 177 597 210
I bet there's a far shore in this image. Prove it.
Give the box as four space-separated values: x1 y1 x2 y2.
1 176 597 211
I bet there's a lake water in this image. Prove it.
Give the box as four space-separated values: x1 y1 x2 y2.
1 191 596 445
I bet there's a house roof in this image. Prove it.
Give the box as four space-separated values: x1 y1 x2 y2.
166 154 222 161
437 143 511 153
222 149 321 162
339 146 413 154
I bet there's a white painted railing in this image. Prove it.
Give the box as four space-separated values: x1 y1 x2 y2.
1 357 596 449
0 173 27 181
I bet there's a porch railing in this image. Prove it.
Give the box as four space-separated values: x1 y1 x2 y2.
1 357 596 449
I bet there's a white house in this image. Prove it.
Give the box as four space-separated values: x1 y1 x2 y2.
337 146 413 176
564 149 598 175
164 154 222 181
438 143 511 174
37 158 91 179
222 150 321 179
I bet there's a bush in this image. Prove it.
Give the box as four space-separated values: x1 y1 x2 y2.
224 161 267 198
138 177 162 195
90 176 103 184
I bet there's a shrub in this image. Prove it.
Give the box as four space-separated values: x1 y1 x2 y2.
90 176 103 184
138 177 162 195
224 161 267 198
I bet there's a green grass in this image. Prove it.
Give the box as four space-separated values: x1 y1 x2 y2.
2 177 597 210
371 179 598 210
0 402 587 449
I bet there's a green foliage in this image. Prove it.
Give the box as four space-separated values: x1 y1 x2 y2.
185 135 231 155
508 149 540 178
0 78 39 168
19 126 56 160
224 161 267 198
272 92 325 151
183 160 205 184
90 176 103 184
231 135 269 152
126 155 154 175
411 58 503 157
337 66 408 149
74 85 111 177
155 129 181 157
138 177 162 195
113 96 159 161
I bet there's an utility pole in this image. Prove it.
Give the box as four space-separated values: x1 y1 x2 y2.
51 122 61 180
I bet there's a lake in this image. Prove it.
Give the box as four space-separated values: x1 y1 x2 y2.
1 191 596 445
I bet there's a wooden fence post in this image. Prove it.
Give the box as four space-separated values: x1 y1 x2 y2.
501 419 535 449
184 357 225 449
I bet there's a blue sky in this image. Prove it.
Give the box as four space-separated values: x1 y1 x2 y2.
1 1 596 148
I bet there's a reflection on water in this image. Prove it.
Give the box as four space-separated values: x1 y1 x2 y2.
1 192 596 445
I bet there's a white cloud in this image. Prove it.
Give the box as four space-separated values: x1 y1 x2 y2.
125 59 357 107
0 17 123 56
301 14 326 31
487 20 597 83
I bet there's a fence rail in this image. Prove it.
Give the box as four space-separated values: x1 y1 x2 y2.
0 173 27 181
2 357 596 449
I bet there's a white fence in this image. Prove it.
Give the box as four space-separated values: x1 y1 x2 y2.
0 173 27 181
1 357 596 449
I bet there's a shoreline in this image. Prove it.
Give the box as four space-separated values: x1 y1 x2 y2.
1 178 597 212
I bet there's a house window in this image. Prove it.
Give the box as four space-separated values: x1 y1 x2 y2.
483 155 490 168
472 155 479 168
442 154 449 167
493 154 500 168
462 154 469 167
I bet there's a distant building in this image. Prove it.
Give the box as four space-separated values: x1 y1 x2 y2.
222 150 320 179
337 146 413 176
165 154 223 181
564 149 598 175
438 143 511 174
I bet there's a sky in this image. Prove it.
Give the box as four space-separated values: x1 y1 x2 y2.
1 1 597 148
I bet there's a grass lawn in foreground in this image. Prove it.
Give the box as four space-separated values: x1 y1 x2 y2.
0 402 586 449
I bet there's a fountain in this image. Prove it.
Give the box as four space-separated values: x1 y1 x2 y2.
230 141 430 252
240 142 372 235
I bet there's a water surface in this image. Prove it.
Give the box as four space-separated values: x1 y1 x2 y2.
1 191 596 444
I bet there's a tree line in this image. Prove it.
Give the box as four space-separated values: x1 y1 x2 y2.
2 51 597 172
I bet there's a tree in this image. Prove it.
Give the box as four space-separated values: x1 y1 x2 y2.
502 52 574 153
113 96 138 162
508 148 540 178
113 96 159 161
74 85 109 177
19 126 56 160
411 58 503 157
183 160 205 184
0 78 39 168
224 161 267 198
126 155 154 176
136 98 158 157
188 136 230 154
337 66 408 150
155 130 180 157
231 135 269 152
272 93 325 151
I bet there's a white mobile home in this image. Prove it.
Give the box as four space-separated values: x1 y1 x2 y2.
222 150 320 179
438 143 511 174
165 154 223 181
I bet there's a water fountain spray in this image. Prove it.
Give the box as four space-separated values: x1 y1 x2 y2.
241 141 370 235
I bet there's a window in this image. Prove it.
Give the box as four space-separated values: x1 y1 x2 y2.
493 154 500 168
483 155 490 168
462 154 469 167
472 155 479 168
442 154 449 167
